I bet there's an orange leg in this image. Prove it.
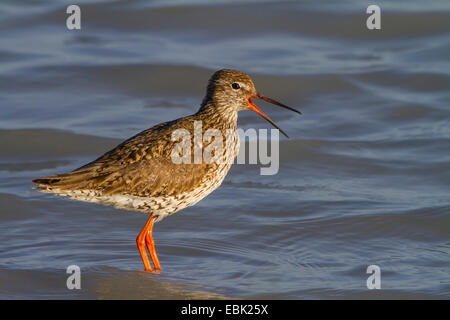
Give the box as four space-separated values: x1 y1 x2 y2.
145 218 161 271
136 214 160 272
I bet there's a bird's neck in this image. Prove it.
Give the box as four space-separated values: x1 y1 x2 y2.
196 101 238 132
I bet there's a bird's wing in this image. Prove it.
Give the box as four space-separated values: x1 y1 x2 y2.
33 158 208 197
32 116 215 197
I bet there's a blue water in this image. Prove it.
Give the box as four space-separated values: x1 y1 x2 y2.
0 0 449 299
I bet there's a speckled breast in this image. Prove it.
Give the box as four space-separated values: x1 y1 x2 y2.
155 127 240 220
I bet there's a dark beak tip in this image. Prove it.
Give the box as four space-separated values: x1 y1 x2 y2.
255 93 302 116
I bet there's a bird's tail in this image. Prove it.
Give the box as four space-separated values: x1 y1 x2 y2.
32 169 98 192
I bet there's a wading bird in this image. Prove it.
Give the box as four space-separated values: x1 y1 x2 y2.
33 69 301 272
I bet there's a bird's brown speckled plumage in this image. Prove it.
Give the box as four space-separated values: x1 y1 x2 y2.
32 69 301 272
33 69 254 221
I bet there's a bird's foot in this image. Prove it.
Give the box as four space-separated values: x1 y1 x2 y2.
143 268 160 274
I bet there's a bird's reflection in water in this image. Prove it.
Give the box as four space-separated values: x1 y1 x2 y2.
86 268 234 299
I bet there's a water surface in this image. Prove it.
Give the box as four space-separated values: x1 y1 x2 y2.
0 0 449 299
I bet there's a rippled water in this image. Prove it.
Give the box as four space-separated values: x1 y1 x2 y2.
0 0 449 299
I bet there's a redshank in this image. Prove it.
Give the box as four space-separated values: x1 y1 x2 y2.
32 69 301 272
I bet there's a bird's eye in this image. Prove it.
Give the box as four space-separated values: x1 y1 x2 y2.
231 82 240 90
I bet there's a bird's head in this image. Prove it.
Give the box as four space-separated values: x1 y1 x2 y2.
201 69 301 138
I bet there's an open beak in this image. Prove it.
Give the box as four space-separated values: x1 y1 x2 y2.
247 93 302 138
